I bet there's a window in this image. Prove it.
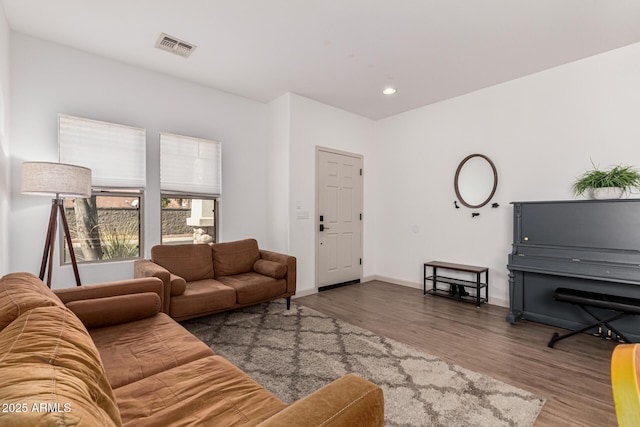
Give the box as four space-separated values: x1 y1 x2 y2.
160 133 221 244
59 115 146 263
161 197 218 245
63 193 142 263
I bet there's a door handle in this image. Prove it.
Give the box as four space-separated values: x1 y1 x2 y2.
319 224 331 232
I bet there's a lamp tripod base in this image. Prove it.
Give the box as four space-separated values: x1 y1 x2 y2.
39 199 82 288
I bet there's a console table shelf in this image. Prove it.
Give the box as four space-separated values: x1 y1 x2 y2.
423 261 489 308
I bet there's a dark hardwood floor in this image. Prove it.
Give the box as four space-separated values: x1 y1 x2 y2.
296 280 618 427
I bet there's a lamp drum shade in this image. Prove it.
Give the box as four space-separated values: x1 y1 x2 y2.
21 162 92 197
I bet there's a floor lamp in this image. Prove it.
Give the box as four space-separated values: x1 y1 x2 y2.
21 162 92 288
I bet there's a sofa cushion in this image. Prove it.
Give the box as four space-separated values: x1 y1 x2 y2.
151 244 214 282
89 312 215 389
114 355 286 427
0 305 121 427
0 272 64 331
254 259 287 279
217 273 287 304
66 292 161 329
211 238 260 278
169 279 237 320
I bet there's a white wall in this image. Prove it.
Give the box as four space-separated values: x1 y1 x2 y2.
266 93 291 253
0 4 10 277
374 42 640 305
9 33 270 288
289 94 376 293
9 29 640 303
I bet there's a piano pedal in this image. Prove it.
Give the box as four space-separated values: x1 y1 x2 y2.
605 329 613 340
593 326 603 337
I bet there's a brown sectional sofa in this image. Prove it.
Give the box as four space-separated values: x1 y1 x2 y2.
134 239 296 321
0 272 384 426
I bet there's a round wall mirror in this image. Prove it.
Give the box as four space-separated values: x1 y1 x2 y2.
454 154 498 208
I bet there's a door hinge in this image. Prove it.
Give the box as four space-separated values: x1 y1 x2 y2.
359 213 362 220
359 258 362 265
360 168 362 176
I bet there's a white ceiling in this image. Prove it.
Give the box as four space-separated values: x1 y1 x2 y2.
4 0 640 120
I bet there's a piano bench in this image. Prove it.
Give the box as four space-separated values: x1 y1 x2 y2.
548 288 640 348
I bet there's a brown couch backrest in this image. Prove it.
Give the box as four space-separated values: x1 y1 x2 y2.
0 272 64 332
151 244 214 282
0 273 122 426
211 239 260 278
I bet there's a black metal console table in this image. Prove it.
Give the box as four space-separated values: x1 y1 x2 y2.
423 261 489 308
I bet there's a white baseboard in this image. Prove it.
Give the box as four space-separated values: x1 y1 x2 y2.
293 276 509 308
364 275 509 308
368 275 422 289
296 276 373 298
292 287 318 298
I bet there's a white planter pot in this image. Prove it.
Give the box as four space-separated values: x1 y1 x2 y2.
591 187 624 200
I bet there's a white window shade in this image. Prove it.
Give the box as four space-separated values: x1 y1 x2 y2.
59 114 146 189
160 132 222 197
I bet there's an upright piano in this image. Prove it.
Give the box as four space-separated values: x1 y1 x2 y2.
507 199 640 341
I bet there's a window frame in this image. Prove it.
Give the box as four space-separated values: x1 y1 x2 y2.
58 113 147 266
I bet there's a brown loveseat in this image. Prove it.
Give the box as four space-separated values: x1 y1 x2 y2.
134 239 295 321
0 272 384 426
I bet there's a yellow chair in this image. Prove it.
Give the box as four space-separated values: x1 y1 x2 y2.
611 344 640 426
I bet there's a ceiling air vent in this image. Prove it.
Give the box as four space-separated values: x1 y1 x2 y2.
155 33 197 58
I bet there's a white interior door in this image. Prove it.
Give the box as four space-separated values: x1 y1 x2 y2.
317 149 363 288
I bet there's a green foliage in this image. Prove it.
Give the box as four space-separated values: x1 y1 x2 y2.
97 221 139 260
573 163 640 196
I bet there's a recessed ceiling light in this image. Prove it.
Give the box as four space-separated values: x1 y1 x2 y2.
382 87 397 95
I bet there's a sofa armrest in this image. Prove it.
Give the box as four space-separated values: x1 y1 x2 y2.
256 374 383 427
134 259 172 313
260 250 296 296
169 273 187 296
54 277 164 308
66 292 161 329
54 278 165 329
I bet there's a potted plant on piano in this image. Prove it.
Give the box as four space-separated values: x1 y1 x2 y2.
573 163 640 200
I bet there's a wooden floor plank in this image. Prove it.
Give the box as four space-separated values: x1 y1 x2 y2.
296 280 618 427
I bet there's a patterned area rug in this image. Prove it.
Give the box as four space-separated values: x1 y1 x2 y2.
182 301 545 426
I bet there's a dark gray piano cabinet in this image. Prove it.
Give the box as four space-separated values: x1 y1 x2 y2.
507 200 640 341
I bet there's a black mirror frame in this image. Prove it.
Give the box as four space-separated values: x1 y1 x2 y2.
454 153 498 209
